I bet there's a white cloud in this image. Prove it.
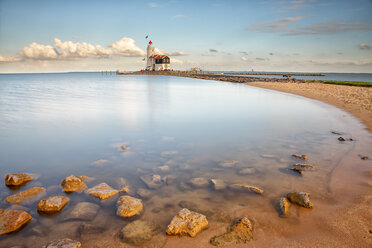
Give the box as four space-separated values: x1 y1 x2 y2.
18 42 58 60
171 58 183 64
110 37 146 57
0 55 21 62
148 2 158 7
154 48 187 56
54 38 113 58
172 14 186 19
240 56 248 61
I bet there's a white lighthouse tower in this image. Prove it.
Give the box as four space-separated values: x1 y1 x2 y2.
146 40 170 71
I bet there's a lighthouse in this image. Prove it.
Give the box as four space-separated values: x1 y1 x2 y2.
146 40 170 71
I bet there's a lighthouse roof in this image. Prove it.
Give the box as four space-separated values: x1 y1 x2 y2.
149 40 152 44
149 54 168 59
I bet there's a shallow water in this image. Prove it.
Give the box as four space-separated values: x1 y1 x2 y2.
0 73 371 247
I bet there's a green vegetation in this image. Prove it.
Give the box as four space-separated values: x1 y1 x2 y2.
322 80 372 87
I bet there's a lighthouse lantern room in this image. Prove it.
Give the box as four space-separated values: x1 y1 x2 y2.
146 40 170 71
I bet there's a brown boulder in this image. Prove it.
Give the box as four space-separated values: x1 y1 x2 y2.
0 209 32 235
229 184 263 195
210 217 253 246
37 196 70 213
61 175 87 192
166 208 208 237
5 173 35 186
42 238 82 248
116 196 143 218
279 197 290 217
5 187 45 203
85 183 118 200
119 220 160 245
286 192 313 208
64 202 99 221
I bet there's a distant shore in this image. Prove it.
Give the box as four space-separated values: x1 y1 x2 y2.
124 71 372 131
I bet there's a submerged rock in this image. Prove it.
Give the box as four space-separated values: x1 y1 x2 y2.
166 208 208 237
178 200 199 212
0 209 32 235
294 163 313 169
289 168 303 175
137 188 152 199
219 160 238 168
85 183 118 200
153 165 170 173
121 145 128 150
119 220 160 245
286 192 313 208
238 168 256 175
260 154 276 159
279 197 290 217
116 196 143 218
292 154 307 160
210 217 253 246
338 137 346 142
140 174 163 189
189 177 209 188
64 202 99 221
229 184 264 195
210 179 226 190
6 187 45 203
5 173 36 186
359 155 370 160
42 238 82 248
61 175 87 193
37 196 70 213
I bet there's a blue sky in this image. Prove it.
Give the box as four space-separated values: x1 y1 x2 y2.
0 0 371 73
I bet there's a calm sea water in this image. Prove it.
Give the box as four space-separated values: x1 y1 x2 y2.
0 72 371 247
222 71 372 82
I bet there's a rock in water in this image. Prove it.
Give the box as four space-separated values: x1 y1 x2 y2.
338 137 346 142
64 202 99 221
136 188 152 199
238 168 256 175
210 217 253 246
279 198 290 217
140 174 163 189
5 173 35 186
42 238 82 248
37 196 70 213
0 209 32 235
121 145 128 150
229 184 264 195
289 168 303 175
119 220 160 245
286 192 313 208
294 163 313 169
189 177 209 188
292 154 307 160
116 196 143 218
61 175 87 192
210 179 226 190
219 160 238 168
85 183 118 200
6 187 45 203
166 208 208 237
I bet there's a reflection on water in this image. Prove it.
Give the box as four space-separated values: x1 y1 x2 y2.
0 73 371 247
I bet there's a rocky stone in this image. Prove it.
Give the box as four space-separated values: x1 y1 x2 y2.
42 238 82 248
37 196 70 213
162 175 177 186
229 184 263 195
210 179 226 190
289 168 303 175
166 208 208 237
64 202 99 221
116 196 143 218
188 177 208 188
6 187 45 203
294 163 313 169
140 174 163 189
119 220 160 245
137 188 152 199
61 175 87 193
78 223 105 235
85 183 118 200
238 168 256 175
0 209 32 235
153 165 170 173
279 197 290 217
260 154 276 159
286 192 313 208
5 173 36 186
360 155 370 160
338 137 346 142
121 145 128 150
219 160 238 168
292 154 307 160
210 217 253 246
